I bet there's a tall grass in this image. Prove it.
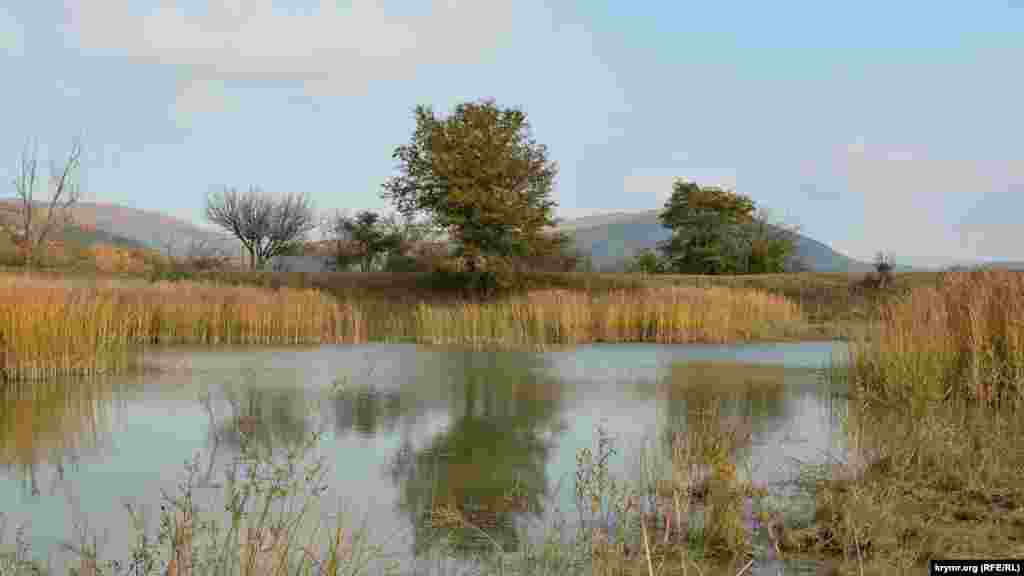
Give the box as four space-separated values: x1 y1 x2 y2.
849 269 1024 409
0 275 365 380
784 270 1024 574
413 286 803 348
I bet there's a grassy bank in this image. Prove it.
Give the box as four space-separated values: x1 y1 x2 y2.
777 270 1024 574
0 274 363 380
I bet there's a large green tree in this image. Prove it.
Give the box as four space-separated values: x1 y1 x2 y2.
658 179 756 274
382 99 565 277
657 179 797 275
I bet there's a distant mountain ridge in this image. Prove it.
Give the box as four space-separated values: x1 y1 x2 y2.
19 200 1014 273
0 199 146 250
68 202 240 257
0 199 242 261
555 210 881 273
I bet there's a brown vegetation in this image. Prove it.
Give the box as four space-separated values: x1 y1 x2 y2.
783 270 1024 574
0 274 363 380
414 286 803 348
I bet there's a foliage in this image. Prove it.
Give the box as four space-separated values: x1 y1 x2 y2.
327 210 402 273
205 186 316 270
657 179 797 275
742 210 799 274
382 99 568 290
521 233 591 273
626 249 664 275
657 179 755 275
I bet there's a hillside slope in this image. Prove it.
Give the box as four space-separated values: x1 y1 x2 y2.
3 200 931 274
68 202 240 257
0 199 146 249
556 210 877 273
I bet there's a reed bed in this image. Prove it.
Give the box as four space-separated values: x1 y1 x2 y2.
0 274 365 380
413 286 803 348
849 269 1024 409
780 270 1024 574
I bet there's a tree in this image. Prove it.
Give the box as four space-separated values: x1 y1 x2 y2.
12 139 82 267
382 99 566 280
327 210 402 272
871 251 896 289
658 179 765 275
204 186 315 270
743 208 800 274
657 182 799 275
627 248 664 274
379 213 450 272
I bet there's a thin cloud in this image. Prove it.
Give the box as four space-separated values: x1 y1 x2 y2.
838 141 1024 264
69 0 516 95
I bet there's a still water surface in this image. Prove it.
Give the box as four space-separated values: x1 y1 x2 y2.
1 342 849 574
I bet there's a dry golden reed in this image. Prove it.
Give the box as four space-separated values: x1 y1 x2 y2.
851 269 1024 408
413 285 803 348
0 274 365 380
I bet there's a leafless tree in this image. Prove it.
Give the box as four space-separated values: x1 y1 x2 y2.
13 139 82 267
204 186 315 270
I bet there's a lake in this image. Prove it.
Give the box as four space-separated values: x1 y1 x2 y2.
0 341 849 575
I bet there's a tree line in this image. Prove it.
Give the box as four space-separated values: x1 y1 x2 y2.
202 98 804 290
5 98 804 289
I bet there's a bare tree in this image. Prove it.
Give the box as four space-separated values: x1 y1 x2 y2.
13 139 83 267
204 186 315 270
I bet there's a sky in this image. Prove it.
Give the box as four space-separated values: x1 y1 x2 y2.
0 1 1022 268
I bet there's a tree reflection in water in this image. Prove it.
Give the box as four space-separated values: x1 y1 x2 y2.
207 387 315 455
375 350 569 560
656 362 805 456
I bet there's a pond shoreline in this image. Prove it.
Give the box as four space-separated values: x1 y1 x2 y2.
3 269 1020 575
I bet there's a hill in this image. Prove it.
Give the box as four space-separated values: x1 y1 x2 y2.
2 200 922 274
0 199 146 250
555 210 880 273
67 202 240 258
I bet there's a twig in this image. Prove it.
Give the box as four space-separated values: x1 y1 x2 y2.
640 513 655 576
734 558 755 576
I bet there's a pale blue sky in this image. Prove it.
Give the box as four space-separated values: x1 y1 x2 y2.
0 1 1021 267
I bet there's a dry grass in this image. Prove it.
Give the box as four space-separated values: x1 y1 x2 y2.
0 274 364 380
413 286 804 348
783 401 1024 575
183 268 938 343
87 244 159 275
784 270 1024 574
849 269 1024 409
